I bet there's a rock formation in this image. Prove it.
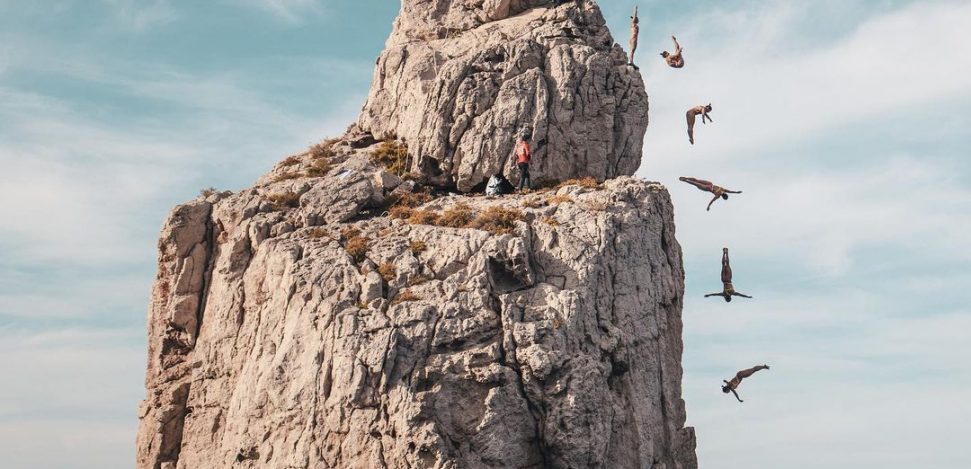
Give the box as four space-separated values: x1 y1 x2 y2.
357 0 649 192
137 1 695 468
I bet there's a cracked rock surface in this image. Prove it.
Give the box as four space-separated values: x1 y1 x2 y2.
137 149 697 468
357 0 649 192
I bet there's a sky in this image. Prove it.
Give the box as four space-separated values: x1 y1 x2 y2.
0 1 968 468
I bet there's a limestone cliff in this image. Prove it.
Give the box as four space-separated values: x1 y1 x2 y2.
357 0 649 192
136 1 695 468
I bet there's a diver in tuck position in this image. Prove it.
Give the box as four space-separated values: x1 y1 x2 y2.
705 248 752 302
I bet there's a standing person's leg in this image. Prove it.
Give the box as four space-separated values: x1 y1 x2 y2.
522 164 531 191
518 163 527 190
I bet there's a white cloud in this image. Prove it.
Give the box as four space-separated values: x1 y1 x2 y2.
98 0 178 32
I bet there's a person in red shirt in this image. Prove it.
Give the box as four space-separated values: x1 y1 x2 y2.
514 133 532 192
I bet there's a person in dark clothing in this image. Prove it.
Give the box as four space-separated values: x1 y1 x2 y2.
514 133 532 192
722 365 770 402
705 248 753 302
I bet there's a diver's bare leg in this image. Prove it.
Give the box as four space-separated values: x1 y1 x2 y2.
721 249 732 284
686 112 696 144
736 365 769 380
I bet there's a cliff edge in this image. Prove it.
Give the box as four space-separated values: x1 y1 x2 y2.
136 1 695 468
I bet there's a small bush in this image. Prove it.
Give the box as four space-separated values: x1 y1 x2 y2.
271 172 302 183
409 240 428 255
200 187 218 198
378 262 397 282
345 235 370 263
392 289 421 305
371 140 409 175
267 191 301 209
407 209 442 226
310 139 338 159
542 217 561 227
281 156 301 167
521 198 545 209
469 206 525 235
305 159 331 178
340 227 361 241
440 204 474 228
389 205 415 220
407 274 433 287
582 200 609 211
547 194 573 205
557 177 601 189
393 191 433 208
307 228 330 239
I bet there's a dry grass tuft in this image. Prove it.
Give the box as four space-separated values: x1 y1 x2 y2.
310 138 338 159
305 159 332 178
557 177 601 189
546 194 573 205
371 140 409 175
521 198 545 209
392 289 421 305
393 191 432 208
389 205 415 220
266 191 301 209
340 227 369 263
378 262 397 282
542 217 561 227
200 187 218 198
306 228 330 239
468 206 525 235
407 209 442 226
280 156 301 167
345 236 369 263
440 204 474 228
409 240 428 255
582 200 609 211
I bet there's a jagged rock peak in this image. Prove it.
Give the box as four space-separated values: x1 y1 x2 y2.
357 0 649 192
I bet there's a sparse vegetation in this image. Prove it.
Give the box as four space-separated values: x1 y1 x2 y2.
407 209 442 226
392 289 421 305
468 206 525 235
271 172 302 183
407 274 433 287
521 198 545 209
378 262 397 282
310 138 338 160
306 227 330 239
439 204 474 228
266 191 301 209
371 139 410 175
542 217 561 227
582 200 609 211
341 228 369 263
547 194 573 205
200 187 218 198
558 177 601 189
389 205 415 220
409 240 428 255
393 191 432 208
305 158 332 178
281 156 301 167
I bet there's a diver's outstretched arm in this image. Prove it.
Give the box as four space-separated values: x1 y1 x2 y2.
704 292 724 298
731 389 743 403
725 189 743 194
732 292 753 299
707 195 720 211
703 111 713 124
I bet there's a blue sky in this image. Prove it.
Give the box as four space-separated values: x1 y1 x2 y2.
0 1 968 468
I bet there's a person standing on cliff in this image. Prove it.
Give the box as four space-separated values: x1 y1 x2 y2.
661 36 685 68
679 177 743 211
514 133 532 193
722 365 770 402
686 103 713 145
629 6 640 67
705 248 752 301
